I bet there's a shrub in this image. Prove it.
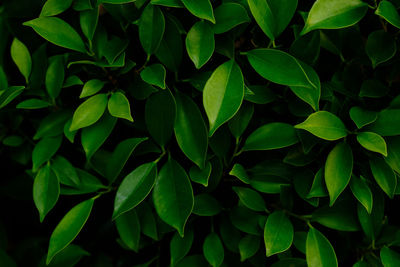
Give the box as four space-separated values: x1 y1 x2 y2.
1 0 400 266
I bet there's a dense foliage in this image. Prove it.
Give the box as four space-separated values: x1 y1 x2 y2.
2 0 400 266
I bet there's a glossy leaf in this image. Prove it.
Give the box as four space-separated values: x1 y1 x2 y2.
295 111 347 141
203 233 224 267
108 92 133 122
140 63 166 89
301 0 368 35
113 162 157 219
376 1 400 29
325 142 353 206
80 79 105 98
153 158 194 236
357 132 387 156
264 211 294 256
247 49 320 110
70 94 108 131
23 17 86 53
10 38 31 84
51 156 80 187
181 0 215 23
186 21 215 69
203 60 244 136
306 227 338 267
47 198 94 264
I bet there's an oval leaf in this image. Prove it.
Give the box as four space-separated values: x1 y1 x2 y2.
370 157 397 198
70 93 108 131
306 227 338 267
264 211 294 256
357 131 387 156
366 30 396 68
181 0 215 23
108 92 133 122
140 63 166 89
203 233 224 267
376 0 400 29
115 209 141 252
138 4 165 55
213 3 250 34
186 21 215 69
10 38 32 84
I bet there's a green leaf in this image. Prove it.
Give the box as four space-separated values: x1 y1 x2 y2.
271 258 307 267
46 244 89 267
108 92 133 122
306 227 338 267
367 109 400 136
10 38 31 84
243 123 299 151
239 235 260 262
51 155 80 187
138 4 165 55
350 176 373 214
357 132 387 156
23 17 86 53
203 233 224 267
153 157 194 237
80 7 98 41
181 0 215 23
229 163 250 184
359 79 390 98
186 21 215 69
40 0 73 16
203 60 244 136
32 136 62 172
115 209 141 252
0 86 25 109
145 89 176 147
295 111 347 141
247 49 320 110
113 162 157 220
64 75 83 88
264 211 294 256
33 165 60 222
34 111 70 140
192 194 221 216
70 93 108 131
308 168 328 198
366 30 396 68
140 64 166 89
213 3 250 34
381 246 400 267
349 107 378 129
248 0 298 40
228 102 254 139
370 157 397 198
174 92 208 168
189 162 212 187
0 249 16 267
45 56 64 99
170 229 194 267
80 79 105 98
325 142 353 206
137 202 158 241
152 0 184 8
233 187 266 212
81 113 117 159
16 99 50 109
376 0 400 29
386 137 400 174
301 0 368 35
46 198 94 264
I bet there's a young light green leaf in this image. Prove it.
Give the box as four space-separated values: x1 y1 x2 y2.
33 165 60 222
10 38 31 84
115 209 141 252
375 0 400 29
301 0 368 35
366 30 396 68
349 107 378 129
174 92 208 168
306 227 338 267
186 21 215 69
247 49 320 110
80 79 105 98
381 246 400 267
46 56 64 99
32 136 62 172
70 93 108 131
243 123 299 151
46 198 94 265
140 63 166 89
170 229 194 267
203 233 224 267
113 162 157 220
248 0 297 40
203 60 244 136
264 211 294 256
108 92 133 122
16 99 50 109
40 0 73 17
370 157 397 198
213 3 250 34
295 111 347 141
233 187 266 212
189 162 212 187
80 7 98 41
153 158 194 237
325 142 353 206
357 132 388 156
181 0 215 23
350 176 373 214
138 4 165 55
23 17 86 53
239 235 260 262
81 113 117 159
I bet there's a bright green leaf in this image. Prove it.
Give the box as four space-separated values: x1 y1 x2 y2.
70 93 108 131
357 131 387 156
80 79 105 98
370 157 397 198
186 21 215 69
108 92 133 122
306 227 338 267
40 0 73 16
264 211 294 256
10 38 32 84
350 176 373 214
375 0 400 29
349 107 378 129
140 63 166 89
181 0 215 23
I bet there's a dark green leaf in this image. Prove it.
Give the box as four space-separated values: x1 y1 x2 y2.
213 3 250 34
380 246 400 267
233 187 266 212
239 235 260 262
192 194 221 216
203 233 224 267
370 157 397 198
170 229 194 267
45 56 64 99
32 136 62 172
138 4 165 55
349 107 378 129
376 0 400 29
350 175 373 214
181 0 215 23
16 99 50 109
115 209 141 252
366 30 396 68
140 64 166 89
186 21 215 69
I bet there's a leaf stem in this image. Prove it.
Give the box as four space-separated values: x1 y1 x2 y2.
154 149 167 164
